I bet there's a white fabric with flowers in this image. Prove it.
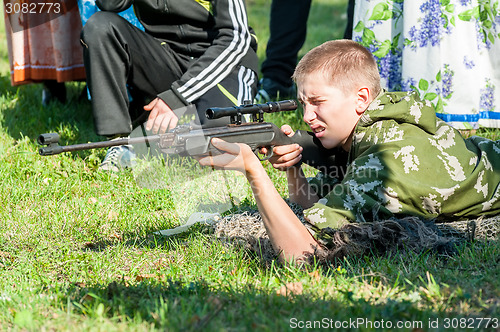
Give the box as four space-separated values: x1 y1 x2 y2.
352 0 500 129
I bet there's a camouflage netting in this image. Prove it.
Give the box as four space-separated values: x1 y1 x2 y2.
436 216 500 241
212 210 277 262
211 202 499 263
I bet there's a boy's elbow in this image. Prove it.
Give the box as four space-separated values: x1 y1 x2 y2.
292 197 315 210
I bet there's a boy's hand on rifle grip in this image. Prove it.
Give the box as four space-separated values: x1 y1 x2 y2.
144 98 179 134
261 125 303 171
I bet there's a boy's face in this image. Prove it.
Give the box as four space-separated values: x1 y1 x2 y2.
297 72 364 150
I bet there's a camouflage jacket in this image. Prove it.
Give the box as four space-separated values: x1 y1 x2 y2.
304 91 500 230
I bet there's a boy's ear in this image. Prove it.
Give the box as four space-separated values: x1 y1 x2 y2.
355 87 371 115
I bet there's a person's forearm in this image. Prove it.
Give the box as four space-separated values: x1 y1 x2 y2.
245 165 319 262
286 166 319 209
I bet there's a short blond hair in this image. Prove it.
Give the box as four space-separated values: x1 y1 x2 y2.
293 39 381 96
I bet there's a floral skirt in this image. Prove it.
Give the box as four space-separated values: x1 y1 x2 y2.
352 0 500 128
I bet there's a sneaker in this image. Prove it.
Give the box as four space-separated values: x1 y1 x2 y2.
99 144 136 172
255 77 296 103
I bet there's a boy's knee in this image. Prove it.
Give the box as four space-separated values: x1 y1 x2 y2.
81 11 124 45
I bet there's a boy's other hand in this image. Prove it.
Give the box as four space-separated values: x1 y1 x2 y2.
261 125 303 171
144 98 179 134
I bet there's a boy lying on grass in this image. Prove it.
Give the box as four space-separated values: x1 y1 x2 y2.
197 40 500 262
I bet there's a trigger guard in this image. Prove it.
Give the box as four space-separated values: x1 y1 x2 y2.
254 147 274 161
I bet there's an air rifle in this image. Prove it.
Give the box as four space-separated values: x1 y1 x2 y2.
38 100 346 174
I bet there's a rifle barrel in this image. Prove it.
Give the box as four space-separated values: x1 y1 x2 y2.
38 135 161 156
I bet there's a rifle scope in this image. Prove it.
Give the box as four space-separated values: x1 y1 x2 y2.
205 100 297 120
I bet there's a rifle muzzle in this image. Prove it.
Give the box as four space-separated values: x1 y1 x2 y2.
37 133 63 156
39 146 64 156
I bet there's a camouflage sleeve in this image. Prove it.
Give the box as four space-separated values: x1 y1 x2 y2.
303 152 398 232
307 172 341 198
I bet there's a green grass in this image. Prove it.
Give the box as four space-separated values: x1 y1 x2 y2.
0 1 499 331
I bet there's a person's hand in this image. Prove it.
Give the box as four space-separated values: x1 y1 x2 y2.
144 98 178 134
261 125 303 171
196 138 260 174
